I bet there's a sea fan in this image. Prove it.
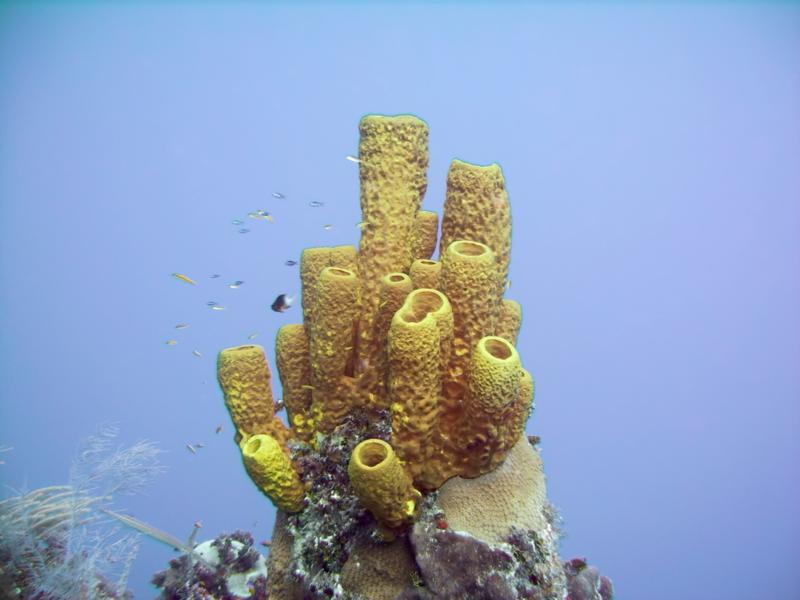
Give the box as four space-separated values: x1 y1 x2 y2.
0 424 164 599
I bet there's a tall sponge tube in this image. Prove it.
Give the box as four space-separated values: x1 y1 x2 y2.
348 439 421 533
217 344 291 446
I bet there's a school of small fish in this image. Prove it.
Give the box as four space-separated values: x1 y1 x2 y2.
166 176 348 442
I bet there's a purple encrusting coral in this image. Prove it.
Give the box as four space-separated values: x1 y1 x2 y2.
563 557 614 600
399 496 568 600
152 531 268 600
282 409 393 596
265 412 616 600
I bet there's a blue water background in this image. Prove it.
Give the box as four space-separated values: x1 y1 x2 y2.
1 3 798 598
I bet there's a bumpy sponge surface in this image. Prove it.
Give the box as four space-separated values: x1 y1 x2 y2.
348 439 421 531
240 434 305 513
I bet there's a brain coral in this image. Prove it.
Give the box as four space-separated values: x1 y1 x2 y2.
216 114 614 600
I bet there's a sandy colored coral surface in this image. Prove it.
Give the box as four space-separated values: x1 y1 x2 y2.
340 528 418 600
267 511 303 600
438 435 547 544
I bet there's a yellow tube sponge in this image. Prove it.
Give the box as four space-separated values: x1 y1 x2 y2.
440 160 511 308
217 345 290 446
496 299 522 345
411 210 439 260
356 115 429 321
300 245 358 327
240 434 305 513
300 247 330 326
440 240 499 382
365 273 414 407
490 367 535 471
461 336 522 477
275 324 313 441
348 439 421 531
308 266 360 432
409 259 441 290
388 290 445 484
329 245 359 271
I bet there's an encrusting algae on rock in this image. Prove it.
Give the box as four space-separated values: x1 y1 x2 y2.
216 114 614 600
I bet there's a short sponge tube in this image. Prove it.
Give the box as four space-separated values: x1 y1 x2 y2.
348 438 421 531
240 434 305 513
461 335 522 477
468 336 521 414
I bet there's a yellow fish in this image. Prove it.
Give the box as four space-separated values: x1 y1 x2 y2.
172 273 196 286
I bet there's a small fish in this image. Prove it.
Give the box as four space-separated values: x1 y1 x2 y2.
261 540 272 548
232 219 244 226
174 323 190 330
211 305 226 311
215 424 223 434
323 224 332 231
238 228 250 234
271 294 294 313
165 340 177 346
195 443 204 449
228 280 244 289
284 260 298 267
271 192 285 199
308 200 324 208
172 273 196 285
252 209 274 222
186 443 196 454
346 155 361 163
247 332 259 340
192 350 202 357
210 274 221 279
206 301 218 307
505 279 512 291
